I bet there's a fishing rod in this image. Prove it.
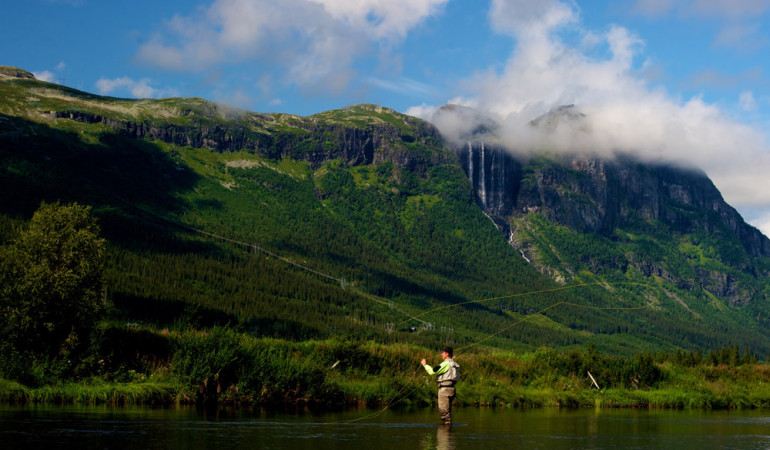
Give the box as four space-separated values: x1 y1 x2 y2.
102 193 658 422
347 282 657 423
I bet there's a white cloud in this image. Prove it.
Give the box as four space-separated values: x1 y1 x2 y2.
489 0 578 37
310 0 449 40
686 67 765 89
32 70 57 83
135 0 361 98
419 0 770 215
135 0 448 95
33 63 67 84
95 77 171 99
365 77 436 96
406 103 440 120
213 86 253 110
713 22 768 50
630 0 770 50
747 209 770 237
740 91 758 111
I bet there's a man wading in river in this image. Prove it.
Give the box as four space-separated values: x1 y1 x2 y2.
421 346 460 425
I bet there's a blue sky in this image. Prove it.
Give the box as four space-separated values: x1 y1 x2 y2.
4 0 770 235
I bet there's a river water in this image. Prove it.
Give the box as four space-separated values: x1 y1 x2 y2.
2 405 770 449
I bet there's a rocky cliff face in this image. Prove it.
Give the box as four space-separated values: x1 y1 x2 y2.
453 141 520 218
10 70 769 306
49 105 448 175
438 102 770 306
454 142 770 258
0 66 36 79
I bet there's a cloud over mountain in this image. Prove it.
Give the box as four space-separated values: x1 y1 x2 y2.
409 0 770 235
95 77 174 98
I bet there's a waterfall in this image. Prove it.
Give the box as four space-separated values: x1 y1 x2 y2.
497 150 502 208
480 142 486 207
490 147 496 211
509 230 531 264
467 141 473 189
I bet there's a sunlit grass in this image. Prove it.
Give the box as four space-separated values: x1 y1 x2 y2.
0 378 177 405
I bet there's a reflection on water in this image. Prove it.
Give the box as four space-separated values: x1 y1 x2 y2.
2 405 770 449
419 424 455 450
435 424 455 450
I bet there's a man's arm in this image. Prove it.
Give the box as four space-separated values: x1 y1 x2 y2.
422 359 449 375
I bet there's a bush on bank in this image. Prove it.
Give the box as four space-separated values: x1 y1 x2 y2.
2 323 770 409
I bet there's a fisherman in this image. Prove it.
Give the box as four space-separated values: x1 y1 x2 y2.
421 346 460 425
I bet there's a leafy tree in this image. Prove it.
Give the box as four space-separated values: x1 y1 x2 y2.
0 201 106 381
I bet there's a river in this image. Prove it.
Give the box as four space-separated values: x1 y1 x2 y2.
2 405 769 449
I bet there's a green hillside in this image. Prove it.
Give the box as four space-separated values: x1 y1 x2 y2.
1 67 770 364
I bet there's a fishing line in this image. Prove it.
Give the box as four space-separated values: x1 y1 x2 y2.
115 206 657 423
395 281 655 330
110 195 437 326
453 299 651 357
74 164 652 337
345 365 424 423
94 188 659 423
37 131 664 425
124 200 658 422
346 282 657 423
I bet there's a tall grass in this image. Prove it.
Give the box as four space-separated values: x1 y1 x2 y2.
32 380 177 405
0 378 176 405
5 324 770 409
0 378 30 403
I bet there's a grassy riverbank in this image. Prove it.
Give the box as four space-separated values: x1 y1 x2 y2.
0 378 178 405
2 325 770 409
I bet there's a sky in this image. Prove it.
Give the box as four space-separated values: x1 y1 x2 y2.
4 0 770 236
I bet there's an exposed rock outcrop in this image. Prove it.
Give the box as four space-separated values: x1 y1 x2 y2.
50 107 448 175
0 66 35 79
461 147 770 258
439 104 769 305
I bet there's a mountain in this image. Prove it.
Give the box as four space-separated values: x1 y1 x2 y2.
437 104 770 306
2 66 770 356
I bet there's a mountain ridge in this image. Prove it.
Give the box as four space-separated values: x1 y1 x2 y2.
2 67 770 356
434 103 770 306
